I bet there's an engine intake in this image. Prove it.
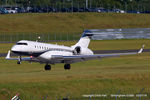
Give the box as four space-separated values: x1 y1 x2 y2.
73 46 94 55
73 46 81 55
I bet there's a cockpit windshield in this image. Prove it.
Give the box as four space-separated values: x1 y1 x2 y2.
16 42 28 45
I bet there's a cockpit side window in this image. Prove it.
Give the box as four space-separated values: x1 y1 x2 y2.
16 43 28 45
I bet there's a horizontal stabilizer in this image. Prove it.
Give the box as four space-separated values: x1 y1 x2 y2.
82 30 103 38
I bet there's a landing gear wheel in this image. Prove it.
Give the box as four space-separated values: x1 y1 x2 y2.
17 61 21 64
64 64 71 70
44 64 51 70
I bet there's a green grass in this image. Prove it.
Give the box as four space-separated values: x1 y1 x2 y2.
0 52 150 100
0 13 150 42
0 39 150 53
0 13 150 33
0 40 150 99
0 12 150 99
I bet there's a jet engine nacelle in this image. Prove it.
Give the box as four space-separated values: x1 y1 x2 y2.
73 46 93 55
39 51 72 60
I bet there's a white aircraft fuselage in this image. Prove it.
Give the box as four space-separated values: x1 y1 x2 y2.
11 40 93 64
6 30 144 70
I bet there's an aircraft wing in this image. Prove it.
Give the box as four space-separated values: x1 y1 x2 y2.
5 45 144 64
51 45 144 64
5 50 39 62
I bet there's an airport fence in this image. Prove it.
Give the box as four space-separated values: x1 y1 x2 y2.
1 28 150 43
0 32 81 43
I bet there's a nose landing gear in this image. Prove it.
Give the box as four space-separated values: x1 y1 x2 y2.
17 56 21 64
17 61 21 64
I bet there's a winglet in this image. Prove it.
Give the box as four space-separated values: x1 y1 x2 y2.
138 44 145 54
6 50 11 59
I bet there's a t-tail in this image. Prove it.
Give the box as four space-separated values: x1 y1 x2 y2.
72 30 94 48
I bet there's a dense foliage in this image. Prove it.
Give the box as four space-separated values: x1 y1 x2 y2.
0 0 150 11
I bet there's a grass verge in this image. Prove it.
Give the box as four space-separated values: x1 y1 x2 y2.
0 13 150 33
0 51 150 99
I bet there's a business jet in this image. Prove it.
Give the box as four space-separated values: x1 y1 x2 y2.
6 30 144 70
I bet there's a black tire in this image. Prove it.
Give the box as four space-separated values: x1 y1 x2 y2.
17 61 21 64
44 65 51 70
64 64 71 70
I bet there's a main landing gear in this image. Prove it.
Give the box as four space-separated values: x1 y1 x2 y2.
64 64 71 70
44 64 71 70
44 64 51 70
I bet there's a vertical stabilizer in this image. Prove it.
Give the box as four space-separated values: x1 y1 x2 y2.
72 30 93 48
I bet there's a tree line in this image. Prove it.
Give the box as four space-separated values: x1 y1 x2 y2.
0 0 150 11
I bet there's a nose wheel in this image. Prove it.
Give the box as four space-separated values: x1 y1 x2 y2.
17 61 21 64
17 56 22 64
64 64 71 70
44 64 51 70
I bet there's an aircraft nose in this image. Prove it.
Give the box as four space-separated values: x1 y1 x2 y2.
11 45 19 52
